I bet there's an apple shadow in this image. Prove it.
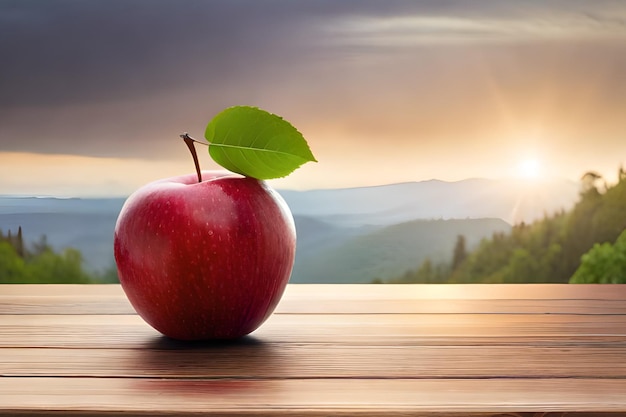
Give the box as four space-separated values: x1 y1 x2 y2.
130 334 291 394
145 333 268 350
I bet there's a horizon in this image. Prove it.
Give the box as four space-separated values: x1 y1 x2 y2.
1 1 625 196
0 174 585 231
0 175 584 200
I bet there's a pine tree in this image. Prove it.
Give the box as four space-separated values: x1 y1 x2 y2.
451 234 468 270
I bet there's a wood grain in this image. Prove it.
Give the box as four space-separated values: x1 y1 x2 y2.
2 313 626 348
4 295 626 315
1 284 626 416
4 345 626 379
3 283 626 299
2 377 626 416
3 284 626 315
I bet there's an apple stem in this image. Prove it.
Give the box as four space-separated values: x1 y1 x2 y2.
180 133 205 183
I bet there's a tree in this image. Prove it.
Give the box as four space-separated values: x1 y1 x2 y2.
0 242 28 283
30 234 52 257
26 247 92 284
95 264 120 283
0 227 25 258
0 229 96 284
415 258 434 282
570 229 626 284
451 234 468 270
581 171 603 195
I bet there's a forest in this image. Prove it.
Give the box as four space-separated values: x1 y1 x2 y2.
384 168 626 284
0 227 117 284
1 168 626 284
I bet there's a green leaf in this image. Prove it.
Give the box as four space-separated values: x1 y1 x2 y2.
204 106 317 180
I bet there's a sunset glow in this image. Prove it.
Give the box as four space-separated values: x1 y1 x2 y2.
517 158 542 180
1 2 625 196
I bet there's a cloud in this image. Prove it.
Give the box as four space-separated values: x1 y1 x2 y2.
320 1 626 46
0 1 298 108
1 0 626 166
0 151 197 197
3 1 624 108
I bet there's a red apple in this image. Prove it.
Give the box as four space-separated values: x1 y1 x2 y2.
113 170 296 340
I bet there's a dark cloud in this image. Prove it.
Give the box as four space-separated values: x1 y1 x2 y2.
3 0 624 108
0 0 431 108
1 0 307 107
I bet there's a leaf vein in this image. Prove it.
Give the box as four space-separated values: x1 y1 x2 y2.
209 143 312 161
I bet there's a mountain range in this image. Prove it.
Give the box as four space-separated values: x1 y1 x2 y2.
281 178 579 226
0 177 580 283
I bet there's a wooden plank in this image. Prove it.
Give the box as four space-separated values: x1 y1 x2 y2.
0 295 135 315
3 312 626 331
3 284 626 416
4 295 626 315
2 314 626 348
2 284 626 317
274 298 626 315
0 284 125 297
2 283 626 300
2 377 626 416
3 345 626 379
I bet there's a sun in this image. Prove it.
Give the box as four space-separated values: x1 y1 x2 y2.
517 158 542 180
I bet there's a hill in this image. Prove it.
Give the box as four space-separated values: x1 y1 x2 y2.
0 177 578 282
291 218 511 283
281 178 578 226
392 171 626 284
0 197 126 271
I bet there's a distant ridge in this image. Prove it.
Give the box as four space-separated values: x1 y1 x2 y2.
292 217 511 283
279 177 579 226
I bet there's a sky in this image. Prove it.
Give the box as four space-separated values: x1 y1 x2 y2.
1 0 626 196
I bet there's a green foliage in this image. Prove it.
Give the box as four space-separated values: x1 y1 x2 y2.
94 265 120 283
24 247 91 284
570 229 626 284
385 257 451 284
385 166 626 284
0 241 92 284
294 218 510 283
205 106 316 179
0 242 28 282
0 229 117 284
451 234 468 270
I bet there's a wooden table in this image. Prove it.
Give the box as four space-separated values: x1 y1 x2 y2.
2 284 626 416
